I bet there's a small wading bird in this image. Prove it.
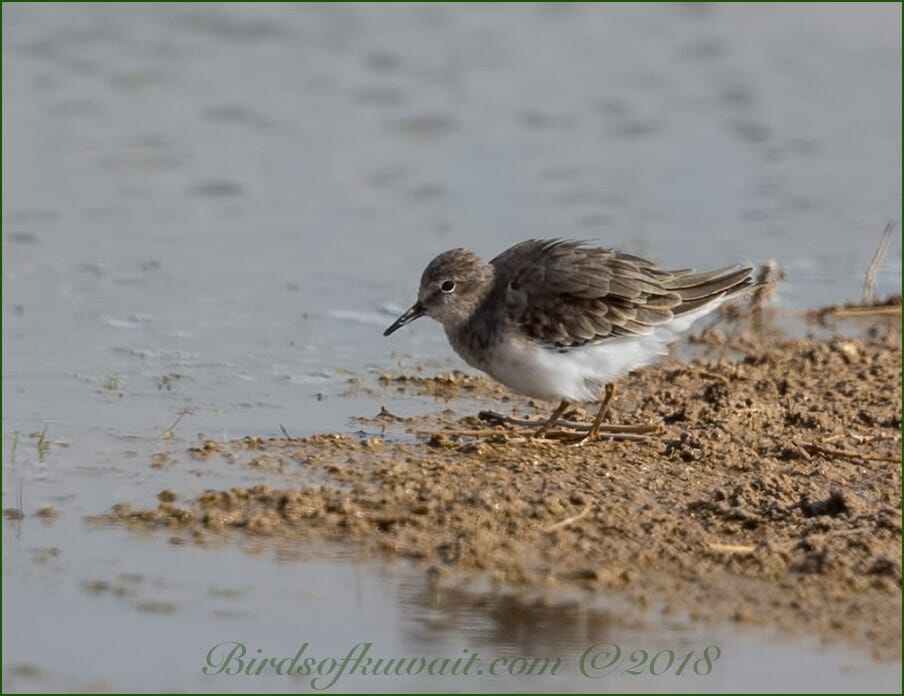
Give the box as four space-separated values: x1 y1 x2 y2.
384 239 754 444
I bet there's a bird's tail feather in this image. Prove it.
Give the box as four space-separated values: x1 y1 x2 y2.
665 266 755 315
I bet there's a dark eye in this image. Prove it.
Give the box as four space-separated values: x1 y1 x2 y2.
440 280 456 293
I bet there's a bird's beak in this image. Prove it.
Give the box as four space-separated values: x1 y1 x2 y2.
383 301 426 336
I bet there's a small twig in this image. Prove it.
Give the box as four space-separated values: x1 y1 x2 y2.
708 543 756 555
710 529 875 556
478 410 660 434
854 433 902 444
8 476 25 538
550 429 654 443
444 429 511 437
827 305 901 317
796 527 873 544
545 504 592 532
163 408 191 439
791 441 812 460
798 440 900 463
36 426 49 461
420 428 652 443
862 222 894 303
414 428 508 439
279 424 292 439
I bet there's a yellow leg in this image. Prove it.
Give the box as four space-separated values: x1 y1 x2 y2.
582 383 616 444
533 400 570 438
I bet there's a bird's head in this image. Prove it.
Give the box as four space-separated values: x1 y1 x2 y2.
383 248 494 336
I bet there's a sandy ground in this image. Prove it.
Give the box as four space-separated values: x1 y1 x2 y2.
93 309 902 660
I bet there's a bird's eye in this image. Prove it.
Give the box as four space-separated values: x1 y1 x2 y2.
440 280 456 293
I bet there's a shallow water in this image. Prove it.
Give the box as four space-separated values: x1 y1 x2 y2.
2 3 901 692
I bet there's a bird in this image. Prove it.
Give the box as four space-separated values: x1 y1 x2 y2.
383 239 755 443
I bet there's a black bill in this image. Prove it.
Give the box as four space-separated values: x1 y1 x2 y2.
383 301 426 336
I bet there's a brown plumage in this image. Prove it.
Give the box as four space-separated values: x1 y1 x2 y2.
492 239 754 348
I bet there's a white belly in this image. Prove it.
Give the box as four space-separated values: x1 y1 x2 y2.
459 304 719 402
481 335 661 401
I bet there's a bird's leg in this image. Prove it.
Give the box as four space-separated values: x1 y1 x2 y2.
579 383 616 444
532 400 570 438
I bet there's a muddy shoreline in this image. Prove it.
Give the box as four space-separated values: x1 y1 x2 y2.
93 315 902 660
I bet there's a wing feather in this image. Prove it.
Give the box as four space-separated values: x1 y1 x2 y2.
490 239 753 348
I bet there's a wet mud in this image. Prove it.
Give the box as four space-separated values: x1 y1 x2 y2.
93 315 902 660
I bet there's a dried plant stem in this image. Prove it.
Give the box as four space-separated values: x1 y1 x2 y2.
797 440 900 464
478 410 660 434
545 505 593 532
862 221 894 303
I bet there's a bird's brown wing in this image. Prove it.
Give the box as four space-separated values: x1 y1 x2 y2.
490 239 753 348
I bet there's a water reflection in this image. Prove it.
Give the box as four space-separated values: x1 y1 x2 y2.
399 574 621 654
